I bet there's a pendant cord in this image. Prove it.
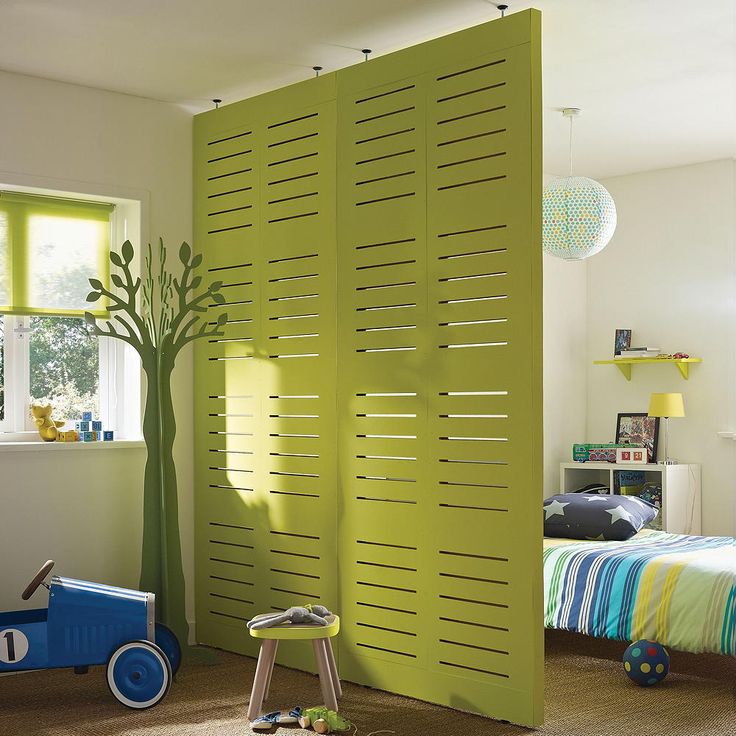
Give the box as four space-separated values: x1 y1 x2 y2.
568 113 574 177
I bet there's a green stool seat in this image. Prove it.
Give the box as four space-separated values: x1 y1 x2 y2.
246 615 342 720
249 614 341 640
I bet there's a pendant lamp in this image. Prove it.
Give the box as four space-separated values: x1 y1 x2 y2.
543 108 617 260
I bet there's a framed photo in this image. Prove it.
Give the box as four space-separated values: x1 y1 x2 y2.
615 413 659 463
614 329 632 356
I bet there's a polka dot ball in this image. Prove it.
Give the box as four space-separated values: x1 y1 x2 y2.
542 176 617 260
622 639 670 686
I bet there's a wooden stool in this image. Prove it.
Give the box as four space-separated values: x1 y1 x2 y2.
247 614 341 721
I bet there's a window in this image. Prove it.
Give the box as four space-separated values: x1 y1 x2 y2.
0 190 131 437
30 316 100 418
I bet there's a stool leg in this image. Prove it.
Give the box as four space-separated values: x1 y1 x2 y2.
312 638 339 712
248 639 277 720
264 641 279 701
325 638 342 699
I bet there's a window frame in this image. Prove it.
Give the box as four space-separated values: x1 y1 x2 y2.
0 200 138 440
0 314 29 434
0 314 126 437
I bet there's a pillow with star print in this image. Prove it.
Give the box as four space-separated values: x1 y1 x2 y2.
543 493 658 541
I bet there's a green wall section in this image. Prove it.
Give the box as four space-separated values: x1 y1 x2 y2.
193 10 543 726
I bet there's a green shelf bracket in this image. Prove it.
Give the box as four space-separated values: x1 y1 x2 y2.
615 362 632 381
675 362 690 380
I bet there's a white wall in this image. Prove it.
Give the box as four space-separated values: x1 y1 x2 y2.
0 445 144 608
585 159 736 536
543 255 587 496
0 71 196 625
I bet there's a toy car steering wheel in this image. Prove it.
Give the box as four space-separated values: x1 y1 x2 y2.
22 560 55 600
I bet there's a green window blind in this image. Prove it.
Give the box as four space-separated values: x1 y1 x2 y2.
0 192 113 317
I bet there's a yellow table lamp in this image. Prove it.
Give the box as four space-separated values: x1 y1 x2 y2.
648 392 685 464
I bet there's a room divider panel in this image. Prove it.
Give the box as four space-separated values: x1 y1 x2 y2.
193 77 339 672
335 16 542 725
194 9 542 725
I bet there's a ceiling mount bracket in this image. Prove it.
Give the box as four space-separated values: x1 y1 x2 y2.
362 48 372 61
212 99 222 109
497 4 509 17
313 66 323 77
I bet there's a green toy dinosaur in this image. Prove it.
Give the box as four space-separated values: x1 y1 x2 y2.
299 706 351 733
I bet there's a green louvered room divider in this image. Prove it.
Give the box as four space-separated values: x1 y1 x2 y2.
193 9 542 726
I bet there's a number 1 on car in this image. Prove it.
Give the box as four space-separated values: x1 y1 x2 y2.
0 629 29 664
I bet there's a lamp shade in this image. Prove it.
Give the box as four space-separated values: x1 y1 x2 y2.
648 392 685 418
543 176 617 260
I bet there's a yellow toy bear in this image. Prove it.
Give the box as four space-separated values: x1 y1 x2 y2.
31 403 65 442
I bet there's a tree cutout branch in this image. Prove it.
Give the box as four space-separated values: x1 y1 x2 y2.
166 242 227 351
84 239 228 361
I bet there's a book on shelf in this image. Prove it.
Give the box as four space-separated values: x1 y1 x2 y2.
616 347 661 359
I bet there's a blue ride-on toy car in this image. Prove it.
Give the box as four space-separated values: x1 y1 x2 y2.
0 560 181 709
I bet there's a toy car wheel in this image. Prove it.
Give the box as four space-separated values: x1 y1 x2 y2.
155 623 182 676
107 640 172 709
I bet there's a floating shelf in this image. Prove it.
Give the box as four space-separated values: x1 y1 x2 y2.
593 357 702 381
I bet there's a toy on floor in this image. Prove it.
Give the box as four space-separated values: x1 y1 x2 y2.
251 706 351 733
0 560 181 709
623 639 670 686
247 604 331 630
299 706 352 733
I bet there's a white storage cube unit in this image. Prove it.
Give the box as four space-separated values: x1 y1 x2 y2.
558 462 701 535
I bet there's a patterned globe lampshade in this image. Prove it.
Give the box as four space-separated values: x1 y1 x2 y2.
543 176 617 260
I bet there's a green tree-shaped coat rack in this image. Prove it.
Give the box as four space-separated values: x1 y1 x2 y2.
86 239 227 646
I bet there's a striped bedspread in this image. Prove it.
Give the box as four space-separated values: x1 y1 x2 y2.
544 530 736 655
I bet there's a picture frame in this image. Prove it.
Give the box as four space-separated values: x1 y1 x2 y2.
614 328 632 356
615 413 660 463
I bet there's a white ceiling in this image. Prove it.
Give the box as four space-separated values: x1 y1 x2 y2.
0 0 734 178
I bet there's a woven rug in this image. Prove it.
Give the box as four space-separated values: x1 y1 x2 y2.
0 631 733 736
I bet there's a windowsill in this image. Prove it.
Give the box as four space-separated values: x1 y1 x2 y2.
0 438 145 452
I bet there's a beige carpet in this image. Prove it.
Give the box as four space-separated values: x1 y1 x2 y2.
1 631 733 736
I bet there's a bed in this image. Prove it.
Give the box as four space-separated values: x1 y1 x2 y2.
544 529 736 656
